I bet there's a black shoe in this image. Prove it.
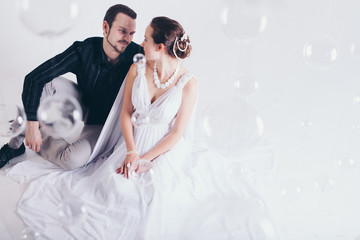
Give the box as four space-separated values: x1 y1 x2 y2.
0 143 25 169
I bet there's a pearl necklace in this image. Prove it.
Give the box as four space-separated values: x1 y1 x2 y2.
153 62 180 89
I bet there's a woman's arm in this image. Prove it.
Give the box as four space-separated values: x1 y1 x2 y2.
116 63 140 177
141 76 198 161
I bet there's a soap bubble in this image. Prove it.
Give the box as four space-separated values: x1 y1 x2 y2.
129 159 154 211
0 104 26 138
228 161 252 181
314 175 334 192
352 124 360 131
57 196 88 225
353 96 360 106
183 195 269 239
133 53 146 66
199 98 264 157
300 120 313 129
131 112 140 127
16 0 80 38
303 35 338 70
233 74 259 98
280 179 302 202
220 0 267 42
334 153 358 169
248 215 277 240
227 140 276 191
37 95 82 138
350 42 360 59
129 159 154 187
131 111 150 128
20 227 41 240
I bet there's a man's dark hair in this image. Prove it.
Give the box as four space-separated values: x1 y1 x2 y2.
104 4 137 28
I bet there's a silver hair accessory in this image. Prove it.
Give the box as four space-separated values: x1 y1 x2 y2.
172 33 190 59
180 32 188 41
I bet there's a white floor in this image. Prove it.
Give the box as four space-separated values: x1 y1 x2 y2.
1 147 360 240
0 151 35 240
1 131 360 240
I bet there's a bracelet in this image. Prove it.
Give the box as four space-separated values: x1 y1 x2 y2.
126 150 138 155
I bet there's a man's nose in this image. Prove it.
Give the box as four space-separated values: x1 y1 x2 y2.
124 33 132 42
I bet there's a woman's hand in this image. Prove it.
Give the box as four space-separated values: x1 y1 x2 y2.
116 153 140 178
134 157 153 174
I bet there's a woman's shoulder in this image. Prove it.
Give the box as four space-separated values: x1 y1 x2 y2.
128 63 138 76
126 63 143 85
129 62 148 75
179 66 197 84
180 70 198 96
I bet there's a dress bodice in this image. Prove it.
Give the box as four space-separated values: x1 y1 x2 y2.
131 65 192 129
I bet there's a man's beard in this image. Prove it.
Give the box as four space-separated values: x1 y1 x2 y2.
106 35 129 54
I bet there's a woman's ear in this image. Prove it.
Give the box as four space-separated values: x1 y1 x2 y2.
157 43 165 52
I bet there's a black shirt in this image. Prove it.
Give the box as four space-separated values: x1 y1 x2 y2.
22 37 143 124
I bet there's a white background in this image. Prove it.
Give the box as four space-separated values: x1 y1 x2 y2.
0 0 360 239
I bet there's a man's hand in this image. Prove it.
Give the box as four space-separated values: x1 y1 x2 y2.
25 121 42 152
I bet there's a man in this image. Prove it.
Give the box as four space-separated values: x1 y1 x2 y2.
0 4 142 170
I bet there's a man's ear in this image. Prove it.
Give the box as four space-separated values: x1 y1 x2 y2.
103 21 109 35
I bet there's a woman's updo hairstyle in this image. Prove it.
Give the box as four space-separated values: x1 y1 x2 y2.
150 16 191 59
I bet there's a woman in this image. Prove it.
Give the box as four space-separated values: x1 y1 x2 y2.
116 16 197 177
8 17 269 240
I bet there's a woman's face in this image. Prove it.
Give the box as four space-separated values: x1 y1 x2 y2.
141 25 159 60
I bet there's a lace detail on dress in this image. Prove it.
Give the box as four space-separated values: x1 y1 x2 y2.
176 73 193 89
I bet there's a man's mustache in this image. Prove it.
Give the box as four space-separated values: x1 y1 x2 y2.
119 40 129 45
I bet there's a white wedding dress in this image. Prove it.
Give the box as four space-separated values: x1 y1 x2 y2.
6 66 271 240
